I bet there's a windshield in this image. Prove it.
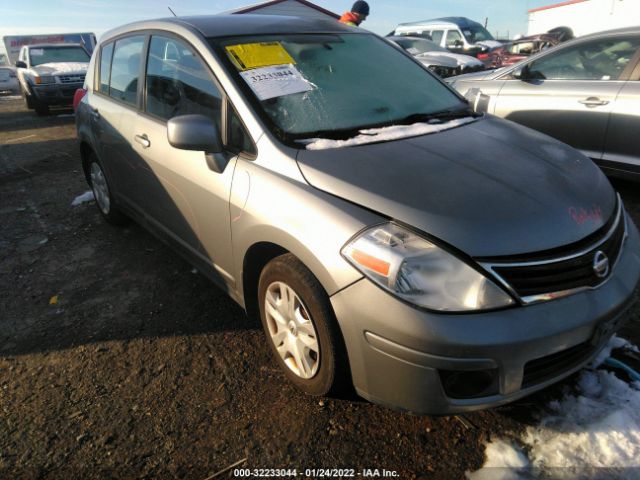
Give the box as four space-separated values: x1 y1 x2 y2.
462 26 494 44
212 33 463 142
29 46 89 66
393 38 448 54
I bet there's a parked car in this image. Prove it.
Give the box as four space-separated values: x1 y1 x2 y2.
392 17 502 62
387 36 484 77
16 43 90 114
76 15 640 415
0 65 18 94
447 27 640 180
489 33 561 68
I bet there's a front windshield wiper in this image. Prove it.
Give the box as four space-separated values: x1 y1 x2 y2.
397 106 479 125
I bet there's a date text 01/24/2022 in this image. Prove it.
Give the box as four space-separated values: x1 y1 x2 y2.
232 468 400 477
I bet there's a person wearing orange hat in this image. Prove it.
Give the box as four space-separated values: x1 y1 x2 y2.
339 1 370 27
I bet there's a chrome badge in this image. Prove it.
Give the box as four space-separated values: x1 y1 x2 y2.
593 251 610 278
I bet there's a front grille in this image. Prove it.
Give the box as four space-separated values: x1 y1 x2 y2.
483 198 625 301
522 342 595 388
58 74 85 84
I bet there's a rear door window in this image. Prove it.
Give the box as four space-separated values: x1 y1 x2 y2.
109 35 145 106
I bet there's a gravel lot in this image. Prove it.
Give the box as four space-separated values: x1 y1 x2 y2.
1 96 639 479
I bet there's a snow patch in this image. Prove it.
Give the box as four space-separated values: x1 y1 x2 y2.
303 117 477 150
71 190 94 206
468 336 640 479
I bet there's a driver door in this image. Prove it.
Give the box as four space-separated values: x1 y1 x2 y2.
133 34 239 286
493 36 640 160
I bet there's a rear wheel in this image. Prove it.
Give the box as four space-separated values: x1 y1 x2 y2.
258 253 349 396
87 154 128 225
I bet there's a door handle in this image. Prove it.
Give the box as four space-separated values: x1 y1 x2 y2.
579 97 609 108
134 134 150 148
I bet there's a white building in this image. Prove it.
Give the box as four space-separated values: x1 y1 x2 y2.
229 0 339 21
527 0 640 36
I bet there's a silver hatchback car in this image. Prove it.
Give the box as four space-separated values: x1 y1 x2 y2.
76 15 640 414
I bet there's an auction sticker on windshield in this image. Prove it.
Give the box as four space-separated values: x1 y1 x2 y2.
239 64 313 101
226 42 295 71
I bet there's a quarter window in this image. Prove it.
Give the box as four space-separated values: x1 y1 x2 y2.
109 35 145 105
98 43 113 94
527 37 640 81
145 35 222 125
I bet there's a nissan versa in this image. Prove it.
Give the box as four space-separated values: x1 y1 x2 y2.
75 15 640 414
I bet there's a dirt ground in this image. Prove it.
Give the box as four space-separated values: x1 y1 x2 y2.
0 95 639 480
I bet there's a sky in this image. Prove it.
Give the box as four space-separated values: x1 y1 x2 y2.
0 0 555 53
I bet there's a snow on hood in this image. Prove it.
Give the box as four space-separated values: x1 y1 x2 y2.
31 62 88 75
467 335 640 480
303 117 477 150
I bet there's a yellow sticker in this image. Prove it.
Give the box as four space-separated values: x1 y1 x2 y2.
225 42 295 71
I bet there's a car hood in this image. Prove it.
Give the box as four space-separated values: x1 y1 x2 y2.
446 67 506 82
30 62 88 75
417 51 483 67
296 116 616 257
476 40 503 49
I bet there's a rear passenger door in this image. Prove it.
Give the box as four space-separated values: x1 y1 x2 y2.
90 35 146 200
133 34 244 286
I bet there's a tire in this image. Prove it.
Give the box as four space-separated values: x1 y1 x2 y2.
21 87 33 109
34 102 49 116
87 154 128 226
258 253 349 396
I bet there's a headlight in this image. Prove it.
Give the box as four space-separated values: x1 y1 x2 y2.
34 75 56 85
342 223 515 312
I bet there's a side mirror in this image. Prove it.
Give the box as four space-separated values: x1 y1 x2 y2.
15 60 27 68
512 64 530 80
167 114 222 153
167 114 228 173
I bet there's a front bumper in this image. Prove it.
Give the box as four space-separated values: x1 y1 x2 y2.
31 82 83 106
330 215 640 415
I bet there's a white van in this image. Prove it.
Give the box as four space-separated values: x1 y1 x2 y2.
393 17 502 61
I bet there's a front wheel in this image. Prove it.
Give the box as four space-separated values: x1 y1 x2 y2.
258 254 349 396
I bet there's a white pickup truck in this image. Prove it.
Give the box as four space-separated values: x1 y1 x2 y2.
15 43 90 115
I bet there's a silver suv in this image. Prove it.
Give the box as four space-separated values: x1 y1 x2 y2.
75 15 640 414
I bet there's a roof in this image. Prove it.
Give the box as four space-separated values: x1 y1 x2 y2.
102 14 355 42
228 0 339 19
397 16 484 29
528 0 589 14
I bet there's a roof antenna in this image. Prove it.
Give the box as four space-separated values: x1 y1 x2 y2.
168 6 177 17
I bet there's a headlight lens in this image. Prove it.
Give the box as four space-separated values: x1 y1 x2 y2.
342 223 515 312
34 75 56 85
